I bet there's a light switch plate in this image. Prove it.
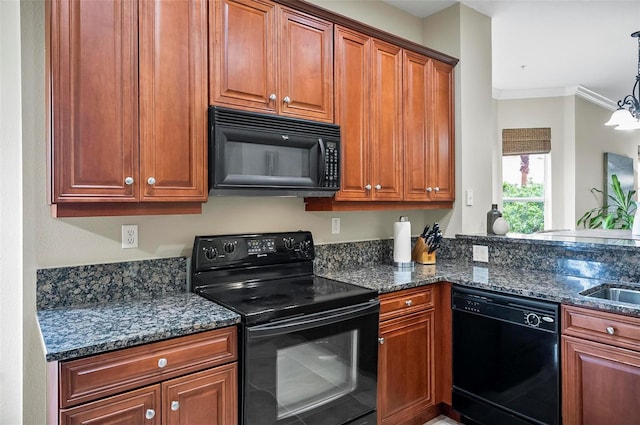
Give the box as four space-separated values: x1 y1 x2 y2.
472 245 489 262
465 189 474 206
331 217 340 234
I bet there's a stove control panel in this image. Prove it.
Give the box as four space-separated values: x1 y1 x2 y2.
192 231 314 271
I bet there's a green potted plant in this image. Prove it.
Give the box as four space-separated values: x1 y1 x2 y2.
577 174 637 229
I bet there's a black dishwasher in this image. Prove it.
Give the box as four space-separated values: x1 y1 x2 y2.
452 286 560 425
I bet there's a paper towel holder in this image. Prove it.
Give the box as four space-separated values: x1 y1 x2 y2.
393 216 415 270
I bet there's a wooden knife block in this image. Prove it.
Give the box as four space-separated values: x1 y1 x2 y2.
411 238 436 264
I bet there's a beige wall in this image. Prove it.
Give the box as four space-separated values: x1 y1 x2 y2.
495 95 640 231
574 96 640 224
1 0 24 423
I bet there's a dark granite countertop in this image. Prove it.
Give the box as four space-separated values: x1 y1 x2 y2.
318 260 640 317
37 293 241 362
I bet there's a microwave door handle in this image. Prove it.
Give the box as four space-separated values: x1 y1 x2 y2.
318 138 326 185
247 300 379 339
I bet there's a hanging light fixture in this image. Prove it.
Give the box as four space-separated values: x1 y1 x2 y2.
605 31 640 130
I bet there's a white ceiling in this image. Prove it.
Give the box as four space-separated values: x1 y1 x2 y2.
383 0 640 104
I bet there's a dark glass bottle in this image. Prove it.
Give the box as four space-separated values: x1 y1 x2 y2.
486 204 502 235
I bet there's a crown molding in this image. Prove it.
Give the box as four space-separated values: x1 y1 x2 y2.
493 85 617 111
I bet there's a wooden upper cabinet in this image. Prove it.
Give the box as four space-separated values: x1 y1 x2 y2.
47 0 207 216
139 0 208 202
211 0 276 112
333 27 401 202
334 26 370 201
403 52 454 202
370 39 403 201
49 0 138 202
211 0 334 122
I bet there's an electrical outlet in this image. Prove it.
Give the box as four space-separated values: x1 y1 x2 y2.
465 189 474 206
122 224 138 249
472 245 489 262
331 217 340 234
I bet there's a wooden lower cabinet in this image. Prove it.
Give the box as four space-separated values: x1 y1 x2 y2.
378 309 435 425
561 305 640 425
562 336 640 425
50 328 238 425
377 284 452 425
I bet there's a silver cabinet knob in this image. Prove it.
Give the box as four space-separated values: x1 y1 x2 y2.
268 93 276 101
378 337 385 345
147 177 156 185
426 187 433 192
434 186 440 192
364 184 372 190
283 96 291 104
145 409 156 420
124 176 134 185
157 358 167 368
375 184 382 190
405 299 413 307
171 401 180 411
606 326 615 335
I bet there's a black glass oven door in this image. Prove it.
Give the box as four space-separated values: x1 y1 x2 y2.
243 301 379 425
213 126 322 188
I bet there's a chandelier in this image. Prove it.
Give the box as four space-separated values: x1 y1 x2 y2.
605 31 640 130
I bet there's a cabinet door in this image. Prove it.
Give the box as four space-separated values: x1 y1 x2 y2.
562 336 640 425
278 7 333 122
334 26 371 201
378 310 435 424
49 0 138 202
211 0 277 112
162 363 237 425
429 60 455 201
370 39 403 201
60 385 160 425
139 0 208 201
402 51 431 202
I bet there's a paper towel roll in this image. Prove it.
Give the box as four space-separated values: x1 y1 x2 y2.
393 219 412 264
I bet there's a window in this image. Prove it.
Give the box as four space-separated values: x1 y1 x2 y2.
501 128 551 234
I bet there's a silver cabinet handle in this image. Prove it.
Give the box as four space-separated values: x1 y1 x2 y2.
171 401 180 411
145 409 155 420
375 184 382 190
405 299 413 307
283 96 291 104
426 187 433 192
434 186 440 192
124 176 134 185
378 337 385 345
364 184 372 190
606 326 615 335
147 177 156 185
157 358 167 368
268 93 276 101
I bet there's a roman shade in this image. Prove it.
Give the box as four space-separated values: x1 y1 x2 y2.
502 128 551 155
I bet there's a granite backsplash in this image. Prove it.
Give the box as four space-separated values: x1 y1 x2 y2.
37 234 640 310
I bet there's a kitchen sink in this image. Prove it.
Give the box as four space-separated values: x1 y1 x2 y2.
582 285 640 305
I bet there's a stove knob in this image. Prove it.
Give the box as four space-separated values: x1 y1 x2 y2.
283 237 295 250
299 240 311 254
525 313 541 327
223 242 236 254
204 247 218 260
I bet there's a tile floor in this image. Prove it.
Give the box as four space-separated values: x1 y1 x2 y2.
424 415 460 425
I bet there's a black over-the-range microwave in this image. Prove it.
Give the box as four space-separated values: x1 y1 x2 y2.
208 106 341 197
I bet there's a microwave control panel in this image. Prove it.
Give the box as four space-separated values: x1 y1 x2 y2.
323 140 340 188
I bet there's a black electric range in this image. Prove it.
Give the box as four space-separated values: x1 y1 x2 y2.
190 231 376 325
190 231 379 425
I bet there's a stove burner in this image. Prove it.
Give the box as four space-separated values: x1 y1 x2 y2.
243 294 292 307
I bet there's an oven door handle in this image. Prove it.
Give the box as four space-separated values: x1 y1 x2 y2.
247 300 379 338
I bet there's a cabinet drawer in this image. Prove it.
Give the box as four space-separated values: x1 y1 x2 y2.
60 327 237 408
562 305 640 351
380 286 434 320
